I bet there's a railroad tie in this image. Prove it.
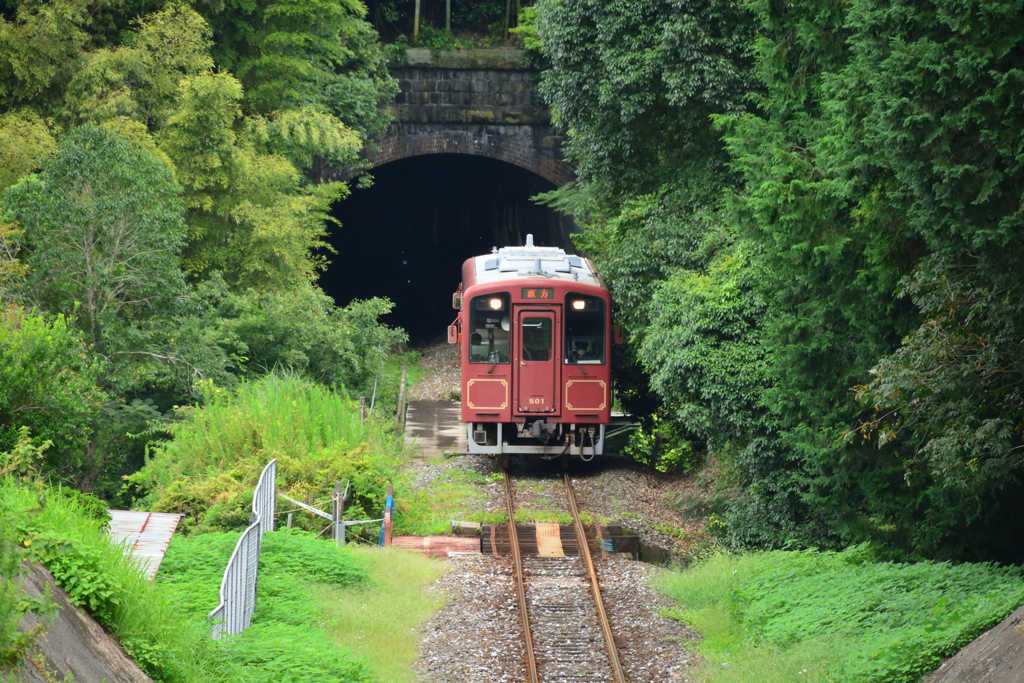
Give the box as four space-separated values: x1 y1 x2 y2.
534 522 565 557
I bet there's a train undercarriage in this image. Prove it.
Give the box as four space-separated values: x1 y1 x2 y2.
465 420 606 459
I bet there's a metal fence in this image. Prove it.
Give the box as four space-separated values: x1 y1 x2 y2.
207 458 276 639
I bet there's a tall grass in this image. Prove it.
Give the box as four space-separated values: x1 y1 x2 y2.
315 545 447 683
654 546 1024 683
139 372 365 478
129 372 407 535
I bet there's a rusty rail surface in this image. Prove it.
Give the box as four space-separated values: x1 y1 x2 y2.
503 469 628 683
564 473 627 683
504 470 540 683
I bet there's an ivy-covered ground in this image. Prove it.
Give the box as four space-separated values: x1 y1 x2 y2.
654 547 1024 683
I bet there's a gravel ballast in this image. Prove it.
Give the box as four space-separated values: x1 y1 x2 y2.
404 343 705 682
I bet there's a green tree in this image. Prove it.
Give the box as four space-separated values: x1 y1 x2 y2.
62 2 215 130
710 0 1024 559
3 124 187 346
199 0 398 134
828 0 1024 560
0 110 56 191
160 72 352 288
0 0 93 112
532 0 758 427
0 305 109 484
535 0 756 198
0 214 26 301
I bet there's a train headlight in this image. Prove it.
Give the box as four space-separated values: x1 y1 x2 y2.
489 298 503 310
572 300 586 310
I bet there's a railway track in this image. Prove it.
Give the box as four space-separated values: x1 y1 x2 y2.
503 471 628 683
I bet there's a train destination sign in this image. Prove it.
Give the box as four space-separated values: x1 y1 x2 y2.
522 288 554 300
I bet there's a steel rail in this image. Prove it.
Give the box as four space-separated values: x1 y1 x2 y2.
564 473 628 683
504 470 540 683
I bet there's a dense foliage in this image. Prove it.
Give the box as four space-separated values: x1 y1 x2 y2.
129 373 404 536
656 547 1024 683
533 0 1024 561
0 0 405 499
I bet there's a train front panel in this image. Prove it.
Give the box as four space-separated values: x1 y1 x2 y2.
450 238 612 457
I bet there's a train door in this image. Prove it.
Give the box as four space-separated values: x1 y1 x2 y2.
514 308 559 415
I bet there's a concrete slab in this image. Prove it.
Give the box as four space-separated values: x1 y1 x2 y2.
404 400 467 458
925 603 1024 683
2 562 152 683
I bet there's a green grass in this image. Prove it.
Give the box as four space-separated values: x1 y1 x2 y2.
316 545 448 683
394 467 503 536
0 479 234 682
653 546 1024 683
161 529 375 683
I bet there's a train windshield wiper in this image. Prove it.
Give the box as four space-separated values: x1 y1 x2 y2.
568 349 588 375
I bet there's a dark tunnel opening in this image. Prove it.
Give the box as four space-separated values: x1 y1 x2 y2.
320 154 575 344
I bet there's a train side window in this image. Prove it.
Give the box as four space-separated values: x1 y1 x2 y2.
469 293 511 363
565 294 605 365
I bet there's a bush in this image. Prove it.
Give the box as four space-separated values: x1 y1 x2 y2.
655 546 1024 683
0 305 108 484
129 372 405 537
197 278 407 404
622 411 700 473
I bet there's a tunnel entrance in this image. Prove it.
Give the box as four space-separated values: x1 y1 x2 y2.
320 154 574 344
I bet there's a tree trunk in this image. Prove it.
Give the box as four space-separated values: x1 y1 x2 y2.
414 0 421 43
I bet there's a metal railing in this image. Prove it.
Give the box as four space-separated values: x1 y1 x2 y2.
207 459 276 639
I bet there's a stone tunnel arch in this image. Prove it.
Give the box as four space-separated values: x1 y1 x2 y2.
366 131 575 188
357 49 575 190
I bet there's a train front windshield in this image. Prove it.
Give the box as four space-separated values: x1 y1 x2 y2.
565 294 605 364
469 293 511 363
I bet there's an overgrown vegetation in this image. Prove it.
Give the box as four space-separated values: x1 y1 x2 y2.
0 473 234 682
655 547 1024 683
2 441 445 683
532 0 1024 563
130 372 405 538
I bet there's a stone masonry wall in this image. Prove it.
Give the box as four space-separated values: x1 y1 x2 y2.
366 49 572 187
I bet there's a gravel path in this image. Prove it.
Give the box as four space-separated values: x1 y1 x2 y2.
417 555 528 683
408 341 461 401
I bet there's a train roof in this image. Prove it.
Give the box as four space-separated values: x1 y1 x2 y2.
466 235 605 289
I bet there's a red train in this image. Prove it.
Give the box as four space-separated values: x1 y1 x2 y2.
448 235 617 460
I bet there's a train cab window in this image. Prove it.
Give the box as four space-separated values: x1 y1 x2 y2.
521 317 552 361
565 294 605 364
469 293 511 363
